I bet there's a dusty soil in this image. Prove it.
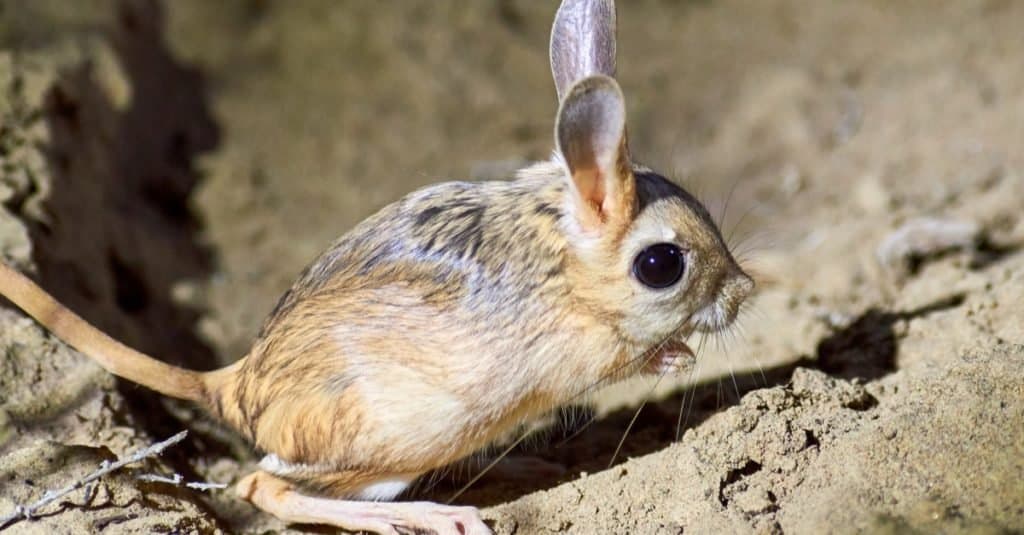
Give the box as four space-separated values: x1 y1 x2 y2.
1 0 1022 533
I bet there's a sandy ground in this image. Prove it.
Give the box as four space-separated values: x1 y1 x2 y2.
0 0 1022 533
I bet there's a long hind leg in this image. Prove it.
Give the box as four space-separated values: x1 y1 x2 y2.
236 471 491 535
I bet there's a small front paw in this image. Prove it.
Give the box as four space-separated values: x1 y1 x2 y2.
642 342 695 375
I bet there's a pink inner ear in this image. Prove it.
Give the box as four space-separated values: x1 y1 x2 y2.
572 167 610 228
577 167 604 202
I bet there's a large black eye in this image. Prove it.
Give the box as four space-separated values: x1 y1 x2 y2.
632 243 685 289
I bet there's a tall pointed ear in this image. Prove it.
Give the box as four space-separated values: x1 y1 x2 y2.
550 0 617 102
556 75 636 234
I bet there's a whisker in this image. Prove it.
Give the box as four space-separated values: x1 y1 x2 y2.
607 397 647 468
723 332 742 402
695 332 710 367
711 333 725 410
446 431 532 504
716 376 723 411
677 331 710 440
726 200 761 249
719 174 744 232
730 232 777 264
607 336 676 468
676 353 701 442
739 316 768 388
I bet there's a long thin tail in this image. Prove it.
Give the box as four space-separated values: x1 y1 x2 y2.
0 262 208 403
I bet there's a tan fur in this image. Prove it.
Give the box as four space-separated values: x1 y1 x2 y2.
0 1 754 532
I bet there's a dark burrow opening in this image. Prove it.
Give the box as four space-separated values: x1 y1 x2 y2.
4 0 237 504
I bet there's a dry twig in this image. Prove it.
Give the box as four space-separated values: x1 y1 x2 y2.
136 472 227 491
0 430 188 530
